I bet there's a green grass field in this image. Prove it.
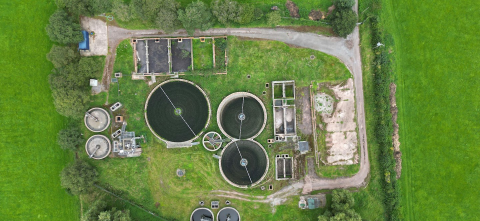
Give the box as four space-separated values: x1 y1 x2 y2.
382 0 480 220
86 36 351 220
192 38 214 71
0 1 79 220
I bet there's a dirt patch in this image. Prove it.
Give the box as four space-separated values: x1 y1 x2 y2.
390 83 402 179
317 79 358 165
306 157 316 176
283 26 335 36
295 87 312 135
285 0 300 18
327 5 335 16
314 93 334 114
236 36 270 42
308 9 325 21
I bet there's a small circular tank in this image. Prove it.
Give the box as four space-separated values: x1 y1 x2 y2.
84 108 110 132
85 135 111 160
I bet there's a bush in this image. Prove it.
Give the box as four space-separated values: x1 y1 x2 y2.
254 7 264 20
60 160 98 195
178 0 214 35
329 8 357 38
236 4 255 24
57 126 84 151
266 11 281 26
46 10 83 44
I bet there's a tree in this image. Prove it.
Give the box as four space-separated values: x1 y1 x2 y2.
49 71 90 118
177 0 214 35
112 1 134 22
47 45 80 68
82 199 107 221
98 208 131 221
89 0 113 15
329 8 357 38
131 0 167 22
333 0 355 9
49 57 103 118
62 0 91 16
60 160 98 195
236 4 255 24
211 0 241 25
318 189 362 221
266 11 281 26
46 10 83 44
156 0 180 33
57 125 84 151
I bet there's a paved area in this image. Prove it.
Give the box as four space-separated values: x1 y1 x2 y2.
80 17 108 56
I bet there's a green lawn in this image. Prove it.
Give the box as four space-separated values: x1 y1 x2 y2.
382 0 480 220
87 36 351 220
192 38 214 71
114 39 135 75
0 1 79 220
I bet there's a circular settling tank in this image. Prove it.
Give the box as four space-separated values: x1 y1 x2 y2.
217 207 240 221
217 92 266 139
220 140 269 188
145 79 211 142
85 135 111 160
84 108 110 132
202 132 222 151
190 208 214 221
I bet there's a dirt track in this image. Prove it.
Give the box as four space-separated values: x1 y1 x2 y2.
96 0 368 204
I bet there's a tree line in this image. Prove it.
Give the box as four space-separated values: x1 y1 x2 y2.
47 0 357 38
369 15 401 221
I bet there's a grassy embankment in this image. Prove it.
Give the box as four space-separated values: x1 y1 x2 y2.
383 0 480 220
0 1 79 220
88 36 351 220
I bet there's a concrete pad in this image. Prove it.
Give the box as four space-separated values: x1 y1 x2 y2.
319 79 359 165
80 17 108 56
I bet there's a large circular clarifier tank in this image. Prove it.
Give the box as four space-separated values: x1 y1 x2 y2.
145 79 211 142
217 92 267 139
219 140 269 188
